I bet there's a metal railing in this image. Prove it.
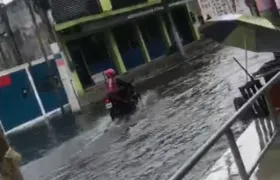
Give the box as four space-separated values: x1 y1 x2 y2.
168 72 280 180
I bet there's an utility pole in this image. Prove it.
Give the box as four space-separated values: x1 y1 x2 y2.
25 0 49 65
161 0 186 59
0 4 23 65
32 0 55 41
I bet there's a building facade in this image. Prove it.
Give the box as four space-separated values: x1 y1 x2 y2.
50 0 200 95
0 0 201 132
197 0 251 20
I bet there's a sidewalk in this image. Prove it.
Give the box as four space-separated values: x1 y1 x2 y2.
256 133 280 180
78 38 220 107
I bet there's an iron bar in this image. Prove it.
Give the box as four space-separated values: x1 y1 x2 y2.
258 118 269 143
265 117 274 138
233 57 254 81
248 130 278 177
254 119 265 149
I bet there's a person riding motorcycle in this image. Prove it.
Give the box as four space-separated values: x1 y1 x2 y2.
104 69 134 104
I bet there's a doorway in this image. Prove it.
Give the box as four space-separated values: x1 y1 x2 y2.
113 23 145 70
171 6 194 45
138 15 167 60
67 42 93 89
67 32 117 89
80 33 116 74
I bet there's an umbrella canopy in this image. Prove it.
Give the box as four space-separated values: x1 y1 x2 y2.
200 14 280 52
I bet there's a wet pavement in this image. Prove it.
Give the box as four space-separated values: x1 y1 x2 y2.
7 42 274 180
255 134 280 180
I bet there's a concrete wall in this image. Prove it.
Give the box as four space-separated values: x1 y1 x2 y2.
0 0 53 69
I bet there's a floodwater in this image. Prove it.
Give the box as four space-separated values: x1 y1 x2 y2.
7 42 274 180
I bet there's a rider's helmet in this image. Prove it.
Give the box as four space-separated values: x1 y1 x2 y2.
104 68 117 94
104 68 116 79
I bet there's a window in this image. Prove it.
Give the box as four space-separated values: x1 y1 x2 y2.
113 23 139 54
138 15 161 43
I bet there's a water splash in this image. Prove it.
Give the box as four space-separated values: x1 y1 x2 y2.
139 90 159 107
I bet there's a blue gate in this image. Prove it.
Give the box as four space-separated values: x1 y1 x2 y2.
30 60 68 113
0 70 42 131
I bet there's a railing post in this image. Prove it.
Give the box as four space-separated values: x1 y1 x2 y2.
253 119 265 149
258 118 269 143
225 129 249 180
265 117 274 138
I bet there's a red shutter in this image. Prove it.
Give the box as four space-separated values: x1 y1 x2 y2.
0 75 11 88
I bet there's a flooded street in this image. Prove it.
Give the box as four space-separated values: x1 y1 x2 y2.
8 42 274 180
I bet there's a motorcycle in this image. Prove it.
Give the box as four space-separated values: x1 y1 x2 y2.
104 85 141 121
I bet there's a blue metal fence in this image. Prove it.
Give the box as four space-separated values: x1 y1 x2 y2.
0 57 69 132
0 70 42 131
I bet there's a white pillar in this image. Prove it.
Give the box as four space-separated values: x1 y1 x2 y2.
25 67 46 116
55 54 81 112
51 42 81 112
